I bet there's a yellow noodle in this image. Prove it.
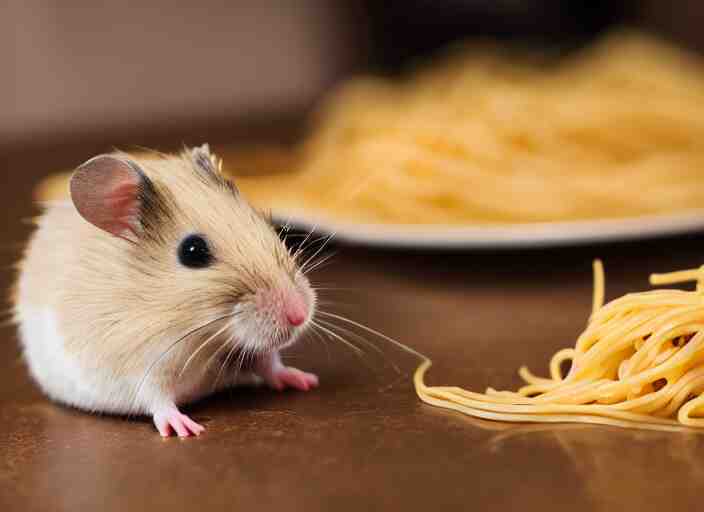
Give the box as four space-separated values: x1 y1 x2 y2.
414 262 704 431
234 30 704 226
650 269 702 286
592 260 605 314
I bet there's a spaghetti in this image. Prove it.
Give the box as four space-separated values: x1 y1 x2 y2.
414 261 704 431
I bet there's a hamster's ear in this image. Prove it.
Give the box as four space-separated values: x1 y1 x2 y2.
190 144 218 175
70 155 149 239
189 144 238 194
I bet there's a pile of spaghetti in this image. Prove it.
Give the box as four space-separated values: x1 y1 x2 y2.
236 30 704 225
415 261 704 431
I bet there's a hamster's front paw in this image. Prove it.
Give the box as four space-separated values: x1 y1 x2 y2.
265 366 319 392
255 351 319 392
153 407 205 437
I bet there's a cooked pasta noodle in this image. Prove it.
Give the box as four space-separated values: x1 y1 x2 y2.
235 30 704 225
414 260 704 431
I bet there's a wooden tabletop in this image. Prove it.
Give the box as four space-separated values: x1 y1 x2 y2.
3 132 704 511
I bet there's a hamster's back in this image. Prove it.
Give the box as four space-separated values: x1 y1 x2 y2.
15 200 122 409
18 201 85 310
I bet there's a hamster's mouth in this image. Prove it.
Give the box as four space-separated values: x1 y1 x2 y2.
228 281 317 353
228 302 313 355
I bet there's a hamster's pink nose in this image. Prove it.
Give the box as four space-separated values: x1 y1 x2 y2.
284 293 308 327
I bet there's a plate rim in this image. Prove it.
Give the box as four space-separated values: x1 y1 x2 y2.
272 209 704 249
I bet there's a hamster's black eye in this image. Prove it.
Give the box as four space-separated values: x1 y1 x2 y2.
178 234 213 269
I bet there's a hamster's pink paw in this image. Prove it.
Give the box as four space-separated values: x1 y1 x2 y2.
266 367 319 392
153 408 205 437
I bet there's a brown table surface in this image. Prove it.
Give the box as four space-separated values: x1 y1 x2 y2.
3 134 704 512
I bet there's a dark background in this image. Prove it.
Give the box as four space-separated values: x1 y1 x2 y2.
4 1 704 156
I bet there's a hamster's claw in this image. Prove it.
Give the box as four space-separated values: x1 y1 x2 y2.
153 408 205 437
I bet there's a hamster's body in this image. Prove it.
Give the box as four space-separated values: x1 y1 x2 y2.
15 147 318 436
17 201 235 414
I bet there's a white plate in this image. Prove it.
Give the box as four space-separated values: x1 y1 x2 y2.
273 209 704 249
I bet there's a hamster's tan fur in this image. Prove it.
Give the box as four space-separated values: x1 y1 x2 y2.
15 146 318 436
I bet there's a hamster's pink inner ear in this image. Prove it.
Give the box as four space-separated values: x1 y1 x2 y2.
70 155 144 238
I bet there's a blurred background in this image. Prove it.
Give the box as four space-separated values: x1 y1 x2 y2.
6 5 704 511
3 1 704 155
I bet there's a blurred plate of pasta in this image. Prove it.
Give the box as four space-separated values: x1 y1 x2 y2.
232 31 704 248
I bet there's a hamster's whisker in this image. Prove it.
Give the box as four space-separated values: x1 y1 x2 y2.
291 226 317 262
213 336 243 392
292 229 332 266
315 299 356 309
307 233 334 246
278 221 294 248
204 334 233 371
310 320 364 357
178 319 235 379
316 311 428 362
225 340 256 392
128 311 242 418
297 237 335 275
315 317 389 360
295 234 328 267
310 321 380 374
205 334 236 393
299 233 335 274
232 345 252 386
308 324 333 364
302 250 338 276
317 318 401 373
215 338 237 393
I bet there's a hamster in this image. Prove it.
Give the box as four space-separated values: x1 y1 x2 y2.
14 145 318 437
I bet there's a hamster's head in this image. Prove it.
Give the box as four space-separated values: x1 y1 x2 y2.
70 145 316 355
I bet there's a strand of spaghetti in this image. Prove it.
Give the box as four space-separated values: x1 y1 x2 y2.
592 259 605 314
650 269 702 286
425 382 684 423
